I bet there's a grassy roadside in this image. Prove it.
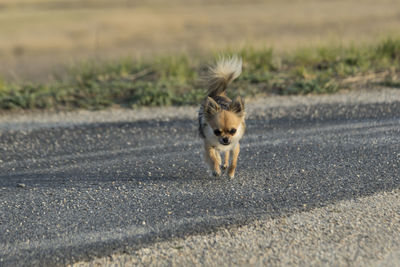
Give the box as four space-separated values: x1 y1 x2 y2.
1 38 400 111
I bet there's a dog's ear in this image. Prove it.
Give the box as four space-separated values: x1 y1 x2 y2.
229 96 245 117
205 97 220 118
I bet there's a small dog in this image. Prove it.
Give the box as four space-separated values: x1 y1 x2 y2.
198 56 245 178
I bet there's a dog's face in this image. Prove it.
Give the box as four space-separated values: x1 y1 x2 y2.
204 96 245 146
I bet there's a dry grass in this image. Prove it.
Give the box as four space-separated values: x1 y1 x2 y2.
2 38 400 111
1 0 400 81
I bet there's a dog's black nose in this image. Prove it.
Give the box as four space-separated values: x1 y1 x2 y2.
222 137 229 144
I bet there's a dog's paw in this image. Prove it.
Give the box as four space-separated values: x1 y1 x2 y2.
221 164 228 171
212 170 221 177
227 167 235 179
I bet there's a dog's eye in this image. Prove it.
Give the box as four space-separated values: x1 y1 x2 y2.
229 128 237 135
214 129 222 136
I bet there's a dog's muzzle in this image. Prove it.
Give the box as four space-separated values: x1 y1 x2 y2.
221 137 230 145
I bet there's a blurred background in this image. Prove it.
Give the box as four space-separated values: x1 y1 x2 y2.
2 0 400 83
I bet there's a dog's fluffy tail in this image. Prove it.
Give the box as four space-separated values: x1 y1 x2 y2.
207 55 242 97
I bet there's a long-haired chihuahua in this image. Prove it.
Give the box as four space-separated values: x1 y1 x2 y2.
198 56 245 178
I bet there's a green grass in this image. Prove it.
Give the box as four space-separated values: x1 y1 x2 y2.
1 38 400 111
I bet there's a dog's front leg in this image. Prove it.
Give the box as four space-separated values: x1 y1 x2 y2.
204 144 221 177
228 143 240 178
222 151 230 170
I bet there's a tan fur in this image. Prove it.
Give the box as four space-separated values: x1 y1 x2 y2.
198 56 245 178
223 151 230 170
207 110 243 146
204 144 222 176
228 144 240 178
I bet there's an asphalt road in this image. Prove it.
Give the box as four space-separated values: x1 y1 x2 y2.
0 97 399 266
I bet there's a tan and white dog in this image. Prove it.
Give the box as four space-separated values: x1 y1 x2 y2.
198 56 245 178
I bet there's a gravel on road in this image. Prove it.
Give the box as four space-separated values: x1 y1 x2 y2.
72 189 400 267
1 88 399 266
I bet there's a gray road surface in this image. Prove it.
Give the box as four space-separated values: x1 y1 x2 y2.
0 90 399 266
